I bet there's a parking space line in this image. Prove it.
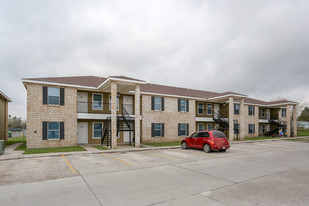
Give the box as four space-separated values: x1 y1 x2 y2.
102 153 135 167
149 153 180 161
181 149 217 157
62 155 76 174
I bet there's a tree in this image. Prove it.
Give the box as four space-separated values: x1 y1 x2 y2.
298 107 309 121
8 116 26 129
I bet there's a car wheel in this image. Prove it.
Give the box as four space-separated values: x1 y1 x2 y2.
181 142 187 149
203 144 211 153
221 149 226 152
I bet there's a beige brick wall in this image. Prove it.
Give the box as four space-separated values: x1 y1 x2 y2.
141 95 195 143
26 83 77 148
244 105 259 137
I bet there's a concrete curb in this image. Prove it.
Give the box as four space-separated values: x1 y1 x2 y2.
1 137 307 161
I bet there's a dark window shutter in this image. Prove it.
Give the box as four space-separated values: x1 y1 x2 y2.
43 86 48 105
253 124 255 134
151 123 154 137
186 100 189 112
178 124 180 136
151 96 154 110
253 106 255 115
161 123 164 137
60 122 64 139
42 122 47 140
60 88 65 106
248 125 250 134
178 99 181 112
161 97 164 111
186 124 189 136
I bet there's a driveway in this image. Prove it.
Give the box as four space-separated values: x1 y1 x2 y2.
0 140 308 206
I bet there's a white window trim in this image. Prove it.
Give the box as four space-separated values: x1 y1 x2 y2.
109 94 119 111
47 87 60 105
47 122 60 140
207 104 212 115
249 106 255 116
154 97 162 111
207 123 213 131
153 123 163 137
198 123 204 131
179 99 187 112
282 109 287 118
198 102 204 114
179 123 187 136
93 122 103 139
92 93 103 110
249 124 255 134
234 104 240 115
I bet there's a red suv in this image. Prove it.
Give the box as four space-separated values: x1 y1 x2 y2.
181 130 230 153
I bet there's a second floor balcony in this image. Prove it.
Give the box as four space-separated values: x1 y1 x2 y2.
77 101 134 115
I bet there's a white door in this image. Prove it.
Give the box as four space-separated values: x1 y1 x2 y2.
123 96 133 115
77 122 88 144
123 122 133 143
214 104 220 118
77 92 88 113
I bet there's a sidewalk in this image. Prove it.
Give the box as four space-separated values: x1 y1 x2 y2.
0 137 307 161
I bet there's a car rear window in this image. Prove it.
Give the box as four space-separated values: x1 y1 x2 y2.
213 131 226 138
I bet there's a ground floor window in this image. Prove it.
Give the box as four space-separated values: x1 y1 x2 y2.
152 123 164 137
198 123 204 131
207 123 213 131
48 122 60 139
93 122 103 139
249 124 255 134
178 123 189 136
234 124 239 134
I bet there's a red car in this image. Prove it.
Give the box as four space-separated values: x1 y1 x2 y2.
181 130 230 153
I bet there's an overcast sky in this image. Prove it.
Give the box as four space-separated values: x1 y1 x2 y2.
1 0 309 119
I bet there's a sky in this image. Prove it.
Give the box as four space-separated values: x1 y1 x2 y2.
1 0 309 119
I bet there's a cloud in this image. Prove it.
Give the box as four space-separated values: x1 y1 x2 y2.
0 0 308 118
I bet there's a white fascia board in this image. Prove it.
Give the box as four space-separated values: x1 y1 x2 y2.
98 77 146 89
129 91 207 101
0 90 12 102
267 102 298 107
258 119 270 123
78 113 137 120
22 80 97 90
207 94 248 101
195 117 215 122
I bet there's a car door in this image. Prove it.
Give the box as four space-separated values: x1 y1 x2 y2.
196 132 209 149
188 132 199 148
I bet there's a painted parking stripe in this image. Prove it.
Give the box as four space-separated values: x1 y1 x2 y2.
149 153 180 161
62 155 76 174
102 153 135 167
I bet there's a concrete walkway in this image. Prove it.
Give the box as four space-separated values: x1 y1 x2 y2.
2 143 24 156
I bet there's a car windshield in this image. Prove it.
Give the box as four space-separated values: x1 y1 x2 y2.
213 131 226 138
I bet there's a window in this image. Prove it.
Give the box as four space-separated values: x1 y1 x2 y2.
260 108 265 118
152 96 164 111
48 87 60 105
261 124 265 134
234 104 240 115
47 122 60 139
198 103 204 114
93 122 103 139
207 104 212 115
234 124 239 134
207 123 213 131
152 123 164 137
178 99 188 112
248 106 255 116
198 123 204 131
109 95 119 111
178 123 189 136
249 124 255 134
93 94 103 110
213 131 226 138
282 109 287 118
197 132 209 137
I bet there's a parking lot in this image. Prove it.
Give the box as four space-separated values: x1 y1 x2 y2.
0 140 309 206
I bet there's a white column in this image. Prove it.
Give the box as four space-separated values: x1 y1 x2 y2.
239 98 245 140
286 104 291 137
134 85 141 147
228 97 234 141
111 83 117 148
293 105 297 137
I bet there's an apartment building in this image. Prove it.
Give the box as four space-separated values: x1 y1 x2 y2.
0 90 11 141
22 76 298 149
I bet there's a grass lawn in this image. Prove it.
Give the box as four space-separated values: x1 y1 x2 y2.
15 143 86 155
283 138 309 142
244 136 282 140
297 132 309 136
5 136 27 147
143 141 181 147
93 145 110 150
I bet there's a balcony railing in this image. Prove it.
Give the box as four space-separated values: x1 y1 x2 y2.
77 101 134 115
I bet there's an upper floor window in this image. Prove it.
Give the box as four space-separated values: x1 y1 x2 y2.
282 109 287 118
109 95 119 111
207 104 212 115
151 96 164 111
198 102 204 114
248 106 255 116
43 86 64 105
234 104 240 115
178 99 189 112
92 94 103 110
248 124 255 134
151 123 164 137
261 108 265 117
178 123 189 136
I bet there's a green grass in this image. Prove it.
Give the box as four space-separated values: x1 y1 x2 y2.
244 136 282 140
5 136 27 147
93 145 110 150
283 138 309 142
143 141 181 147
15 144 86 155
297 131 309 136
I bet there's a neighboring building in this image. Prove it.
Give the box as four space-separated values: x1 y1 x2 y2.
22 76 298 149
0 90 12 141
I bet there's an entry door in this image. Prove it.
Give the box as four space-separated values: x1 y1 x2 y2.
77 92 88 113
123 122 133 143
214 104 220 118
77 122 88 144
123 96 133 115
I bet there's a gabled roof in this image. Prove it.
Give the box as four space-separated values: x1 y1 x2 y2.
0 90 12 102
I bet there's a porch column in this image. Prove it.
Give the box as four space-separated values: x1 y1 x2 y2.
286 104 291 137
134 85 141 147
111 82 117 148
293 105 297 137
239 98 245 141
228 97 234 141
